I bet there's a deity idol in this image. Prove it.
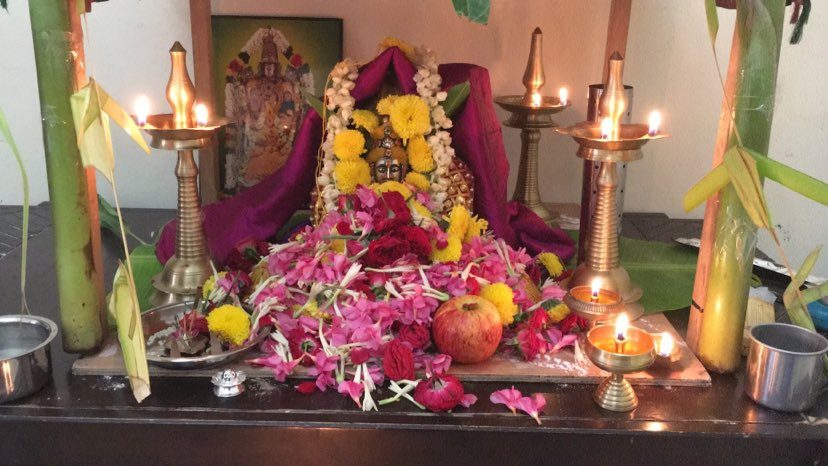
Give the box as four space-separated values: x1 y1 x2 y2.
366 117 408 183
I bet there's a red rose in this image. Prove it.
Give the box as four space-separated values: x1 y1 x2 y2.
227 59 243 74
225 248 254 273
413 374 465 412
526 263 542 285
290 53 303 68
393 225 431 261
335 220 354 236
363 236 410 268
288 329 318 366
374 192 412 232
398 323 431 350
559 313 587 334
382 340 415 381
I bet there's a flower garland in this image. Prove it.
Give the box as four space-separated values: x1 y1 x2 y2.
317 39 455 215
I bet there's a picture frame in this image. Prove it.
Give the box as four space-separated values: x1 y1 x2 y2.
189 2 343 201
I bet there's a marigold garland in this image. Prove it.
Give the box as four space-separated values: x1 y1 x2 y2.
430 235 462 263
207 304 251 346
376 95 398 116
406 135 435 173
352 109 379 132
446 204 471 239
334 159 371 194
379 36 416 61
405 172 431 192
333 129 366 160
373 180 413 199
480 283 518 326
464 215 489 243
389 95 431 141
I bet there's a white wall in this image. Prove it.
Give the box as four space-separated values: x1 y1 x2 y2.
0 1 825 274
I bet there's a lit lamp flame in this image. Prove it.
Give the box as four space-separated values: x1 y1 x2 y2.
600 117 613 140
195 103 208 128
648 110 661 136
559 87 568 106
135 96 150 126
590 279 601 303
531 91 542 108
658 332 674 358
615 313 629 342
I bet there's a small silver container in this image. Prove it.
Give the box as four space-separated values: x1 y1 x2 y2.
745 323 828 412
0 315 58 403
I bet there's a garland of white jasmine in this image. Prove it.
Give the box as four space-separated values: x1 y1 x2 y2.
317 45 455 215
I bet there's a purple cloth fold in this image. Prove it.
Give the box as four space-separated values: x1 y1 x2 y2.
156 47 574 265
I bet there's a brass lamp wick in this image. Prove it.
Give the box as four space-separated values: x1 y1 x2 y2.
522 27 545 106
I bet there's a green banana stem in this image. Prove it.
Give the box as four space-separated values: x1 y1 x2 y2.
29 0 102 353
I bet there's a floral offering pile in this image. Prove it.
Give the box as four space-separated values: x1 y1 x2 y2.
200 184 586 415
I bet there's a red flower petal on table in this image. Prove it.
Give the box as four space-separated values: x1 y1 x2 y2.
413 374 465 412
382 340 415 381
338 380 364 408
490 386 523 413
295 381 317 395
514 393 547 425
527 308 549 331
517 329 546 361
349 347 371 365
459 393 478 408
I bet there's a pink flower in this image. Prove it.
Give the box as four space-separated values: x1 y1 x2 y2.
349 347 371 365
355 185 378 209
490 386 523 413
546 328 578 352
338 380 365 408
308 353 339 391
426 353 452 377
246 353 299 382
542 282 567 301
459 393 478 408
514 393 547 425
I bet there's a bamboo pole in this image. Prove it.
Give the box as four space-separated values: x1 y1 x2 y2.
694 0 785 373
29 0 103 353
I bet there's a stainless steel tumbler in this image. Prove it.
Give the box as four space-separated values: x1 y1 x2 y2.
745 323 828 412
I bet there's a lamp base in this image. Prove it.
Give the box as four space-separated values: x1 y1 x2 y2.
149 254 211 307
594 373 638 412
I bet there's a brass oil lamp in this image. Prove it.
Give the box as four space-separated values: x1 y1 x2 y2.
556 52 666 320
495 27 570 226
136 42 228 306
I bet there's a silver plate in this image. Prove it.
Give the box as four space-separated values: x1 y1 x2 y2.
142 302 267 370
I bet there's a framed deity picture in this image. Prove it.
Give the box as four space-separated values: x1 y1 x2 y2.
209 15 343 197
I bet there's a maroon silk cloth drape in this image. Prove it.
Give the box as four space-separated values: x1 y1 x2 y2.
155 47 574 265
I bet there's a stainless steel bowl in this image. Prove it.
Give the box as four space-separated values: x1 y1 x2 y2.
143 302 267 370
0 315 58 403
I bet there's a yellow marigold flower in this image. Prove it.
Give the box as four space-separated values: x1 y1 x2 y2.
378 37 415 61
546 303 571 324
537 252 564 278
431 235 462 263
464 215 489 243
334 159 371 194
352 109 379 132
293 299 326 320
333 129 366 160
409 199 433 220
376 95 398 115
206 304 251 346
389 95 431 141
202 272 226 299
480 283 518 326
446 204 471 239
373 180 413 199
404 171 431 192
406 135 435 173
